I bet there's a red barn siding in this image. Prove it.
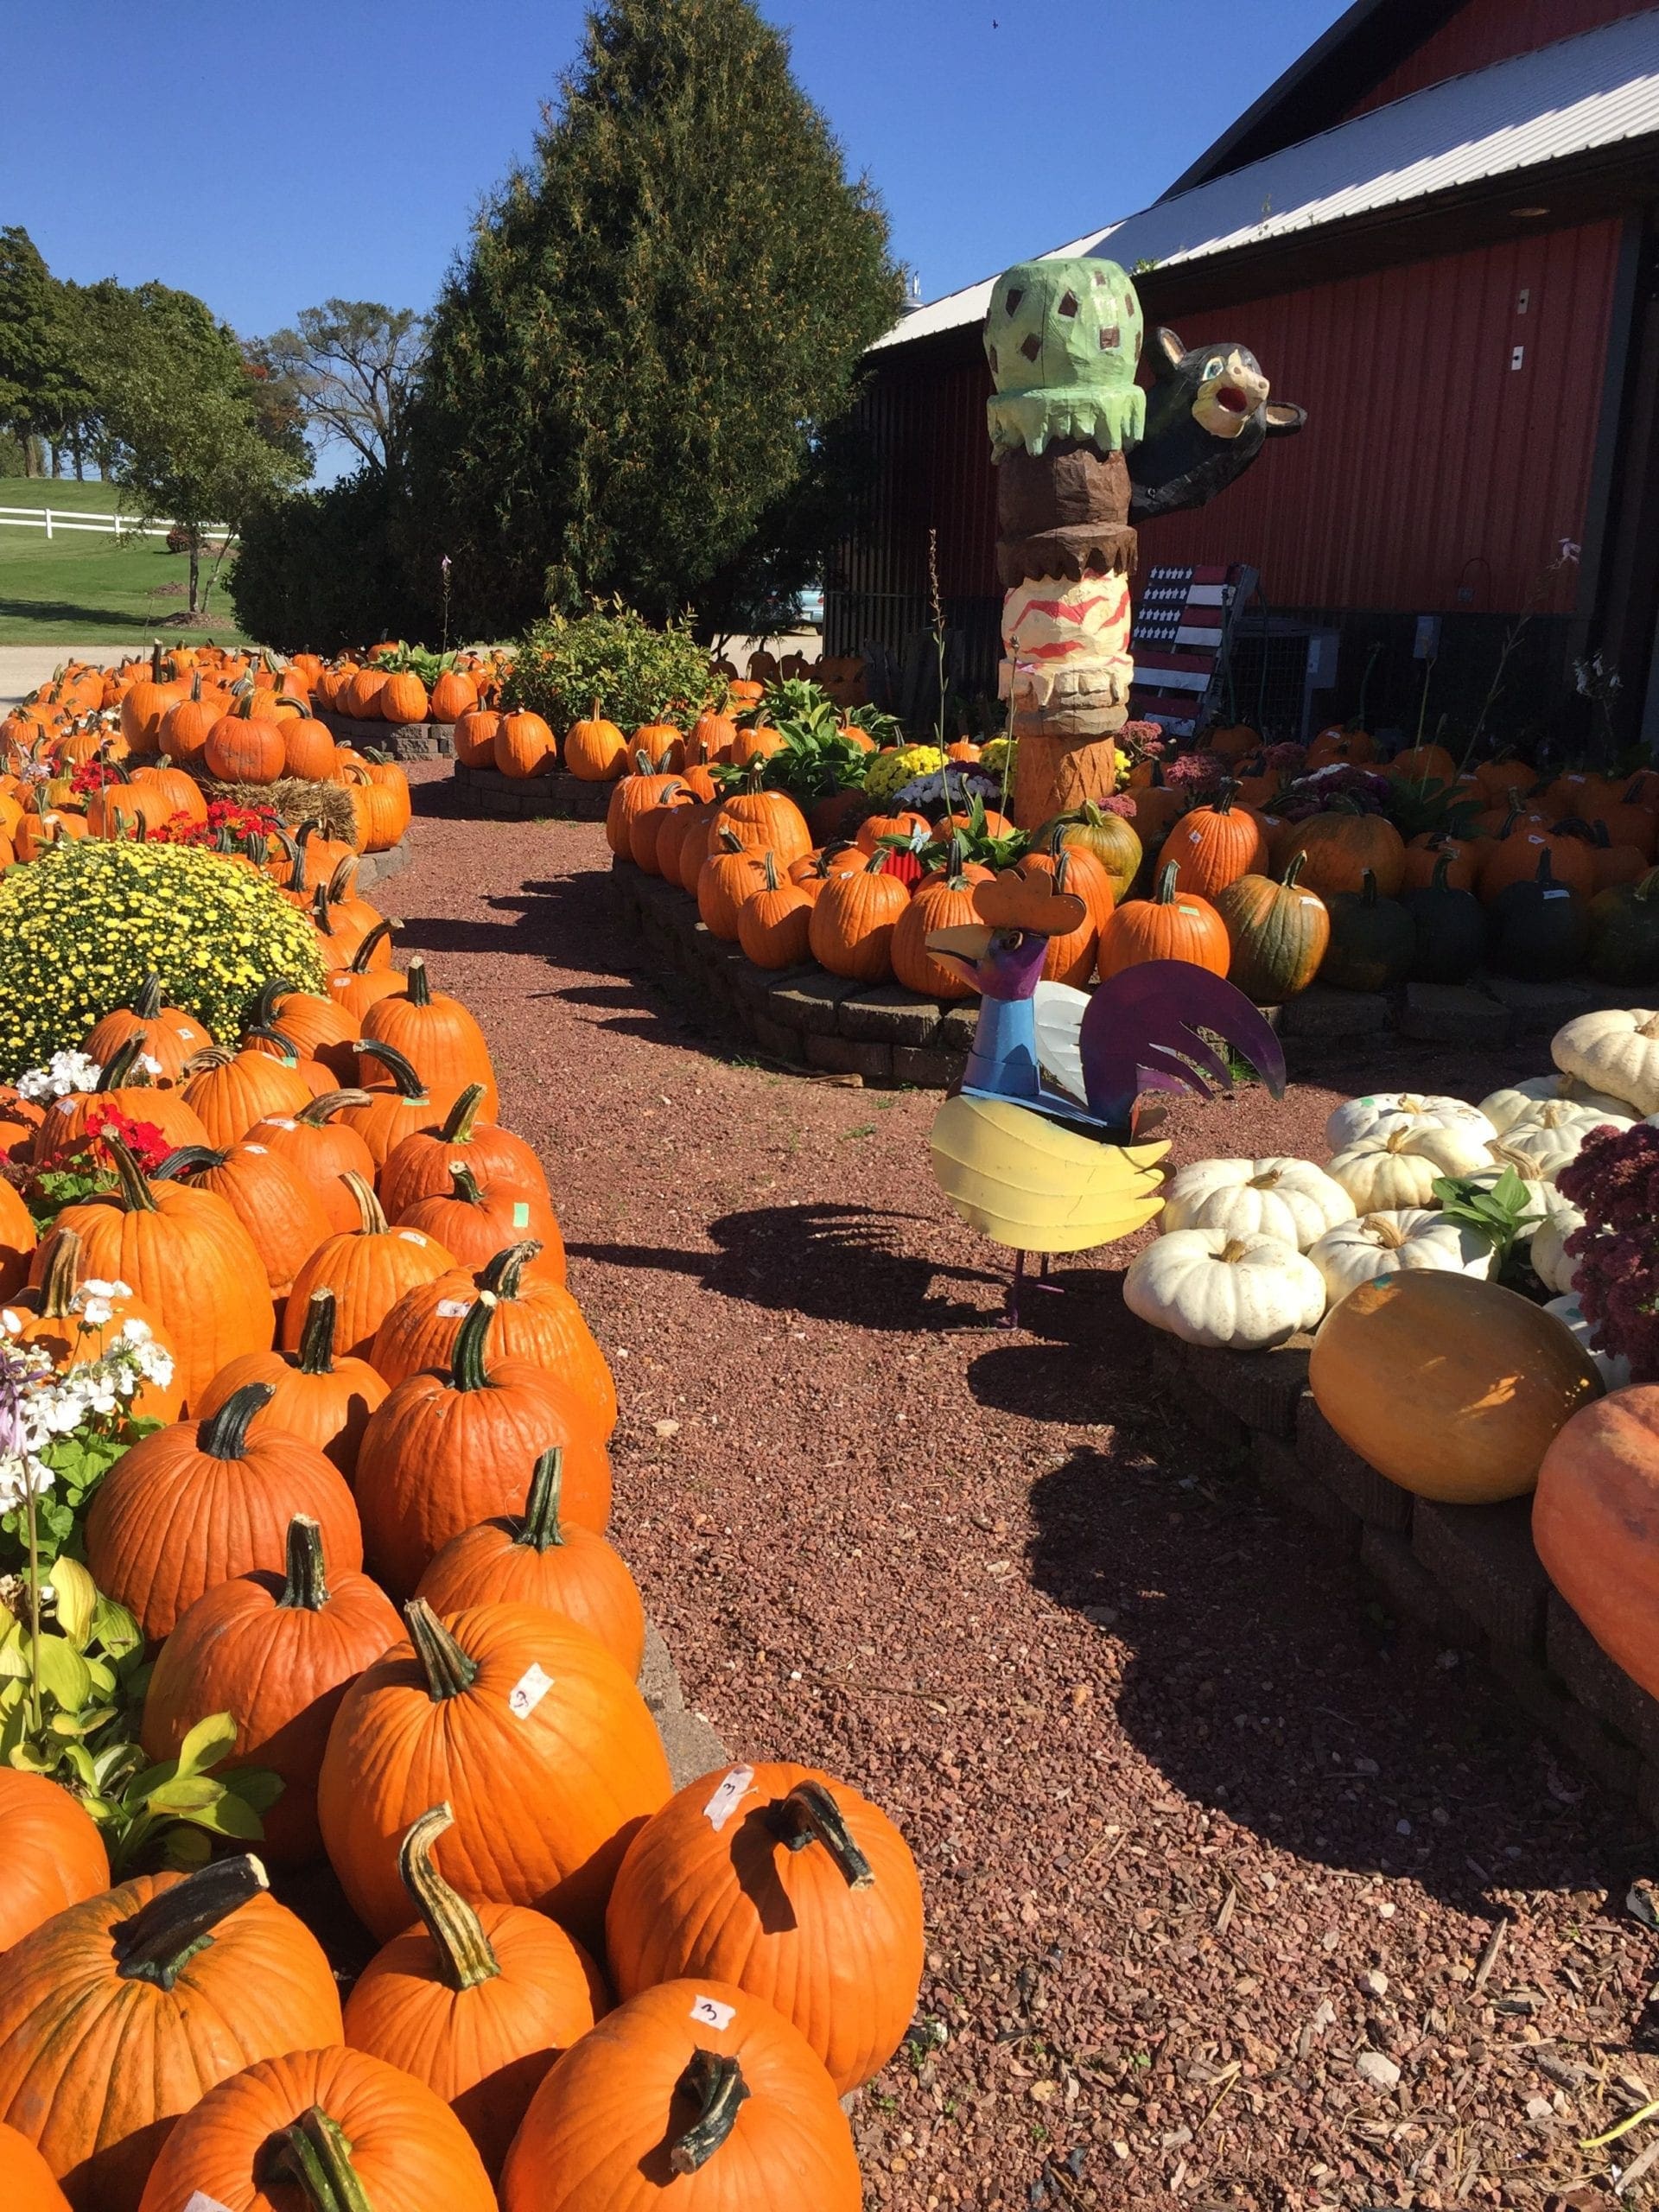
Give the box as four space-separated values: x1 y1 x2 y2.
1135 219 1624 615
1347 0 1651 117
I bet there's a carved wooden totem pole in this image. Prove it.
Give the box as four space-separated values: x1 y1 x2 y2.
986 257 1306 828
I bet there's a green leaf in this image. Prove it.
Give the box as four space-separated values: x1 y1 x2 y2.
141 1774 228 1815
175 1710 238 1776
32 1633 92 1713
229 1766 285 1815
47 1556 97 1647
184 1787 267 1840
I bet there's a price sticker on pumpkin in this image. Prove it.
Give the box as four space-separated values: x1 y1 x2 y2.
397 1230 429 1245
689 1993 737 2032
436 1299 471 1319
702 1764 755 1834
184 2196 237 2212
507 1662 554 1719
1544 887 1569 899
512 1201 532 1227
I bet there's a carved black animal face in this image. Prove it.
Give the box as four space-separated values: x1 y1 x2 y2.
1127 326 1306 522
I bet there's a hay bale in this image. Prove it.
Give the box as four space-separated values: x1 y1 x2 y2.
190 774 358 843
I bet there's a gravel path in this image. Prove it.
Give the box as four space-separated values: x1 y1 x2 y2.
383 764 1657 2212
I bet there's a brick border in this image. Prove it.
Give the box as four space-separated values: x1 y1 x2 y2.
1145 1325 1659 1822
448 760 613 823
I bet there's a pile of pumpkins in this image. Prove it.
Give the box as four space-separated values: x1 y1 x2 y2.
0 875 918 2207
310 644 512 728
0 648 413 860
1125 725 1659 999
451 679 771 785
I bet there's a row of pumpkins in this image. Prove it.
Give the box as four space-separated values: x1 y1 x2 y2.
450 687 784 785
0 873 917 2205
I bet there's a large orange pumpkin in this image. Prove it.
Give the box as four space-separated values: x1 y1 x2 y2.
132 2043 495 2212
395 1161 566 1284
493 710 556 778
197 1285 390 1478
1310 1273 1602 1503
1096 860 1229 978
1162 783 1268 900
244 1088 378 1234
341 1802 606 2179
156 1138 334 1300
499 1978 861 2212
377 1082 550 1219
140 1513 400 1866
1279 809 1407 899
0 1857 342 2212
607 1761 923 2095
0 2120 71 2210
563 699 628 781
807 850 911 982
359 957 499 1120
0 1772 108 1955
318 1598 672 1944
279 1171 454 1359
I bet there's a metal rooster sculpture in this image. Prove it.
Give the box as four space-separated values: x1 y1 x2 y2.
925 868 1286 1321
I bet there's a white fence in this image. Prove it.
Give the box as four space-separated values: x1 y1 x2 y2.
0 505 229 541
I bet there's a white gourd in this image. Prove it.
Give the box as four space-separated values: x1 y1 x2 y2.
1325 1121 1495 1211
1553 1008 1659 1115
1325 1091 1496 1153
1160 1157 1355 1251
1307 1208 1494 1306
1544 1294 1630 1390
1479 1074 1635 1134
1529 1192 1586 1295
1123 1229 1325 1351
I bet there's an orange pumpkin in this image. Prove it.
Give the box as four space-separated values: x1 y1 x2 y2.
1096 859 1230 978
807 850 911 982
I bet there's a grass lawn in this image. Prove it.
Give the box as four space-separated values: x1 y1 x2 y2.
0 478 250 645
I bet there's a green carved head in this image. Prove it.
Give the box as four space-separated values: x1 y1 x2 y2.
983 257 1145 458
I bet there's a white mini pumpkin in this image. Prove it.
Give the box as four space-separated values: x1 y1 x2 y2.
1544 1294 1630 1390
1484 1101 1612 1185
1123 1229 1325 1351
1325 1120 1495 1211
1160 1157 1355 1251
1479 1073 1635 1134
1553 1007 1659 1115
1325 1091 1496 1153
1307 1208 1494 1305
1529 1191 1586 1295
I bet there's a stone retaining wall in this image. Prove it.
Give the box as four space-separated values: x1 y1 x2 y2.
1147 1326 1659 1826
450 760 613 822
316 710 455 761
612 856 1641 1087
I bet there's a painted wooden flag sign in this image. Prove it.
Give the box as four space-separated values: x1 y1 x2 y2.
1128 562 1256 734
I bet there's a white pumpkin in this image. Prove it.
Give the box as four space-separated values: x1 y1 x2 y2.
1480 1073 1634 1133
1529 1192 1586 1295
1484 1102 1611 1185
1553 1007 1659 1115
1325 1120 1495 1211
1544 1294 1630 1390
1307 1208 1494 1305
1160 1157 1356 1251
1123 1229 1325 1351
1325 1091 1496 1153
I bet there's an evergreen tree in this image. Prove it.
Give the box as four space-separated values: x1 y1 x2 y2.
413 0 901 630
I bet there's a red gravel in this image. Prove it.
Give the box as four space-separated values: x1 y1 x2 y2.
382 765 1658 2212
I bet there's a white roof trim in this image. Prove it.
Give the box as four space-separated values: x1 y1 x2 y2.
869 7 1659 354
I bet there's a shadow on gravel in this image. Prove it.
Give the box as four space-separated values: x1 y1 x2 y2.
1027 1441 1643 1910
569 1202 1004 1332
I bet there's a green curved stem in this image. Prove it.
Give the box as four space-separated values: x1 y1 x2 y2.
253 2107 375 2212
451 1290 498 1391
478 1240 540 1298
438 1084 486 1143
405 1598 479 1701
296 1288 338 1375
397 1804 500 1991
766 1779 874 1888
280 1515 328 1611
198 1381 276 1459
517 1447 565 1552
111 1854 268 1988
669 2050 752 2175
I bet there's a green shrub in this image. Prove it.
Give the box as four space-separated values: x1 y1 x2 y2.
502 601 721 734
0 841 327 1079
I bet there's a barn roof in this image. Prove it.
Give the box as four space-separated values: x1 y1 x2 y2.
869 6 1659 356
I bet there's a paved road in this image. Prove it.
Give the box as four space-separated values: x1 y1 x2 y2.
0 644 128 710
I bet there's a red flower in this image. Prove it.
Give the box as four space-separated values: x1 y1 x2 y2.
84 1103 172 1174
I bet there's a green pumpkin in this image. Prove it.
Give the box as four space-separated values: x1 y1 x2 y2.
1319 868 1414 992
1038 801 1143 905
1586 866 1659 985
1400 853 1488 983
1487 850 1589 980
1214 851 1330 1003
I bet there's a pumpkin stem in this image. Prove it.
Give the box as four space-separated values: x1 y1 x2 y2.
397 1804 502 1992
101 1134 159 1214
132 974 162 1020
32 1227 83 1318
151 1145 227 1182
403 958 433 1008
1359 868 1378 906
1154 859 1180 905
405 1597 480 1701
246 1022 302 1068
355 1039 428 1101
111 1853 269 1989
1280 851 1307 889
1218 1237 1251 1262
439 1084 486 1144
298 1087 372 1126
478 1239 540 1299
297 1288 339 1376
349 918 397 973
343 1171 388 1236
766 1778 874 1889
761 850 779 892
95 1033 149 1091
280 1515 329 1611
517 1447 566 1552
199 1380 276 1458
253 2105 376 2212
451 1290 498 1391
445 1161 486 1209
670 2050 753 2176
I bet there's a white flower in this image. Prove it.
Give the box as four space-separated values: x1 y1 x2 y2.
140 1056 163 1078
15 1049 102 1103
0 1311 21 1338
114 1316 150 1344
79 1297 114 1329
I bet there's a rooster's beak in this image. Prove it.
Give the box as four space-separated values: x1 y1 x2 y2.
925 922 992 991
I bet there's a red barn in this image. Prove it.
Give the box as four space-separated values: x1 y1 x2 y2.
831 0 1659 746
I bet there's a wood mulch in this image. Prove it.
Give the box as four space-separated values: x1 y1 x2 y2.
378 762 1658 2212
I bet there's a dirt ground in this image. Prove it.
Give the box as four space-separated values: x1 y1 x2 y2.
380 764 1659 2212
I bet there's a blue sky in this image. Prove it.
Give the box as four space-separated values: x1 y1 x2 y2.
6 0 1348 454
